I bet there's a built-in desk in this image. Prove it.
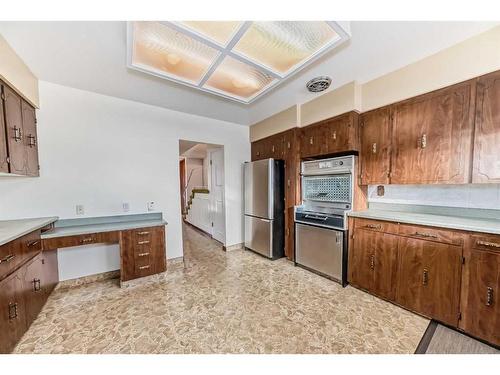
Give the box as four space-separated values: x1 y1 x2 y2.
41 213 168 284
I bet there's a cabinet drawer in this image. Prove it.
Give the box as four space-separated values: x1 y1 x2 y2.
43 233 98 249
398 224 464 245
354 218 399 235
0 230 41 281
470 234 500 252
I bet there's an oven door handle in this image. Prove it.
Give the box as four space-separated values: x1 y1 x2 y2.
304 214 328 221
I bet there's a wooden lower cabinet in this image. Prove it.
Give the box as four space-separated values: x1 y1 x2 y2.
349 229 398 301
460 235 500 346
22 254 46 326
0 269 27 354
284 207 295 260
396 237 462 326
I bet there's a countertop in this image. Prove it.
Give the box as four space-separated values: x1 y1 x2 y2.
347 210 500 235
0 217 59 246
41 219 168 239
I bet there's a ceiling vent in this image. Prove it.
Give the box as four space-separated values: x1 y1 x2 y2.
306 76 332 92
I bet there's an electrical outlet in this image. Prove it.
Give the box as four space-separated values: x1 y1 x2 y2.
147 201 155 211
76 204 85 215
122 202 130 212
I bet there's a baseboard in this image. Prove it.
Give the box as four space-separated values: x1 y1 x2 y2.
56 270 120 290
223 243 244 252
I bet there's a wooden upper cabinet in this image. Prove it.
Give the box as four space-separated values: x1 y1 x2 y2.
473 70 500 183
300 123 325 158
391 81 475 184
251 139 265 161
0 84 8 173
3 85 26 175
325 112 359 154
21 100 39 176
360 107 392 185
396 237 462 326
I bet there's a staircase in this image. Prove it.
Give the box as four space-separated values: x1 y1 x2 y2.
182 187 209 220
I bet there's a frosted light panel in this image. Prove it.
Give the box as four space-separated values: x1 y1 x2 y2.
180 21 242 45
234 21 339 74
132 22 219 83
204 56 275 99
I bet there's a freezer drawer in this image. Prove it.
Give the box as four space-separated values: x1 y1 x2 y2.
245 215 272 258
295 223 344 283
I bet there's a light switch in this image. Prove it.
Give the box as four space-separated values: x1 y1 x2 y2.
147 201 155 211
123 202 130 212
76 204 84 215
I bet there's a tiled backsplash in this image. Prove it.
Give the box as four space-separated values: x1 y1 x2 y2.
368 184 500 210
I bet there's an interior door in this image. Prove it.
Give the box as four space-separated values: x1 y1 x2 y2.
360 107 391 185
473 70 500 183
0 83 9 173
21 100 39 176
3 85 26 175
391 81 474 184
210 148 225 244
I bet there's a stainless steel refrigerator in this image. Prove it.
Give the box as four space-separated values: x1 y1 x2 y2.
244 159 284 259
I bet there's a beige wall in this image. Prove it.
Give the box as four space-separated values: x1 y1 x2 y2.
249 105 298 141
250 25 500 140
0 34 39 108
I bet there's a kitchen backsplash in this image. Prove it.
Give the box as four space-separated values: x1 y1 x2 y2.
368 184 500 210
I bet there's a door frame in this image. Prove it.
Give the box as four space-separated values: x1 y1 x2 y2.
179 158 186 214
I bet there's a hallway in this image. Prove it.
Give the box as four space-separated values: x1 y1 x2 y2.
14 224 428 354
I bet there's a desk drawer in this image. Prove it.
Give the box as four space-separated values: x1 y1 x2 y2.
43 233 98 249
398 223 464 245
1 230 41 281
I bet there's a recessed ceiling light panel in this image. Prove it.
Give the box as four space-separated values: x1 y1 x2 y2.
127 21 350 104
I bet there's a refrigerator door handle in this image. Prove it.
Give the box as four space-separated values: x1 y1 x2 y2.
260 218 271 222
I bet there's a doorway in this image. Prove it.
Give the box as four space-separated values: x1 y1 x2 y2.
178 140 226 249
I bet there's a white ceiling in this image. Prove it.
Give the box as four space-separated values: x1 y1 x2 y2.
0 21 497 126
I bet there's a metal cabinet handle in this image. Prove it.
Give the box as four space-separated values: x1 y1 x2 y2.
28 240 40 247
271 145 275 153
304 214 327 221
364 224 381 230
33 278 41 292
0 254 16 264
309 137 313 145
419 134 427 149
287 179 291 188
287 141 291 149
370 254 375 270
422 269 429 286
486 287 494 306
8 302 18 320
137 240 150 245
413 231 438 239
137 252 150 257
139 265 150 270
286 228 290 236
332 131 337 140
27 134 37 148
372 142 377 154
137 231 150 235
81 237 93 243
476 240 500 248
13 126 22 142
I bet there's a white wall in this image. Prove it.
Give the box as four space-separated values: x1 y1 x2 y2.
368 184 500 210
0 81 250 280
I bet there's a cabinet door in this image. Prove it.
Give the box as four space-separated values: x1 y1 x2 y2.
372 232 399 301
268 135 283 160
0 83 9 173
300 124 324 158
349 229 375 292
325 112 358 154
0 270 27 354
360 107 391 185
284 207 295 260
251 139 265 161
391 81 475 184
22 255 46 326
473 70 500 183
21 100 39 176
3 85 26 175
41 249 59 297
460 246 500 346
396 237 462 326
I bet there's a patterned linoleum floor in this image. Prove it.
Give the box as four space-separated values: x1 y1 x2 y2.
14 224 429 354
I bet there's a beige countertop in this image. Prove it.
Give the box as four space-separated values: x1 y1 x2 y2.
348 210 500 235
0 217 59 246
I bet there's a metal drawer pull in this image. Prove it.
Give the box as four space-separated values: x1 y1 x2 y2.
137 252 150 257
420 133 427 149
365 224 381 230
372 142 377 154
486 287 494 306
304 214 328 221
309 137 313 145
0 254 15 264
28 240 40 247
27 134 37 148
476 240 500 248
413 232 438 239
137 231 150 235
370 254 375 270
81 237 93 243
8 302 18 320
137 240 150 245
422 269 429 286
33 278 41 292
139 265 150 270
13 126 22 142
